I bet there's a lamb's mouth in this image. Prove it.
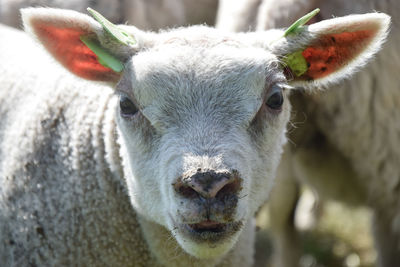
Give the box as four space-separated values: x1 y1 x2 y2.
179 220 243 243
189 221 227 233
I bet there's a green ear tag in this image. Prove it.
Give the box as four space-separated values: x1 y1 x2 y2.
284 8 320 37
283 51 308 77
87 7 136 46
80 35 124 72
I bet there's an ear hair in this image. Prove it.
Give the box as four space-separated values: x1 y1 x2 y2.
22 7 102 43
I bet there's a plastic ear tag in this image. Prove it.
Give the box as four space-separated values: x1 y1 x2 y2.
283 50 308 77
87 7 136 46
80 35 124 72
284 8 320 37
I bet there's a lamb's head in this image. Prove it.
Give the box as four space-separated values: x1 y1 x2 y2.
22 8 389 259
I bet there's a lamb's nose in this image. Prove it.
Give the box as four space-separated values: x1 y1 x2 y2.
173 170 242 199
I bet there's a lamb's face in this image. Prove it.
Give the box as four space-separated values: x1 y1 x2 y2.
116 40 291 258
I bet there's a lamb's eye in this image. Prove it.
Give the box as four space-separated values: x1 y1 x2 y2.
120 96 138 117
265 85 284 110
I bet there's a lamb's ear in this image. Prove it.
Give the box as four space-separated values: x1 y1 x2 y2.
271 12 390 88
21 8 138 83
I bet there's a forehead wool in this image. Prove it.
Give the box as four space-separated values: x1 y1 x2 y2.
128 44 281 107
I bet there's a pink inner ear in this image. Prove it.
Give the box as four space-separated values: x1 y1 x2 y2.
301 30 374 80
34 24 120 81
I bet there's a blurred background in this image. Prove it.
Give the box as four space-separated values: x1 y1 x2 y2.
1 1 398 266
0 0 218 30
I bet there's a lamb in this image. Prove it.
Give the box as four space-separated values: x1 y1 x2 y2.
217 0 400 266
0 7 389 266
0 0 218 30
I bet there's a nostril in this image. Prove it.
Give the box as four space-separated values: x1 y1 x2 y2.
174 170 243 199
173 180 199 199
216 177 242 199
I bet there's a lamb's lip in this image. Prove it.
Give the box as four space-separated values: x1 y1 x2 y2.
186 220 227 232
178 220 244 243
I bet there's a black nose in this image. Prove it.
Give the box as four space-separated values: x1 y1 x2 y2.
173 170 242 199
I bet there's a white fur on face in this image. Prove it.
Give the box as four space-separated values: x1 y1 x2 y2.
115 28 290 258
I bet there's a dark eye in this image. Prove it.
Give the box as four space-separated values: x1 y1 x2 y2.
265 85 284 110
120 96 138 117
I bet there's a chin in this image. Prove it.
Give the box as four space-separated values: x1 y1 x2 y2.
174 220 244 259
